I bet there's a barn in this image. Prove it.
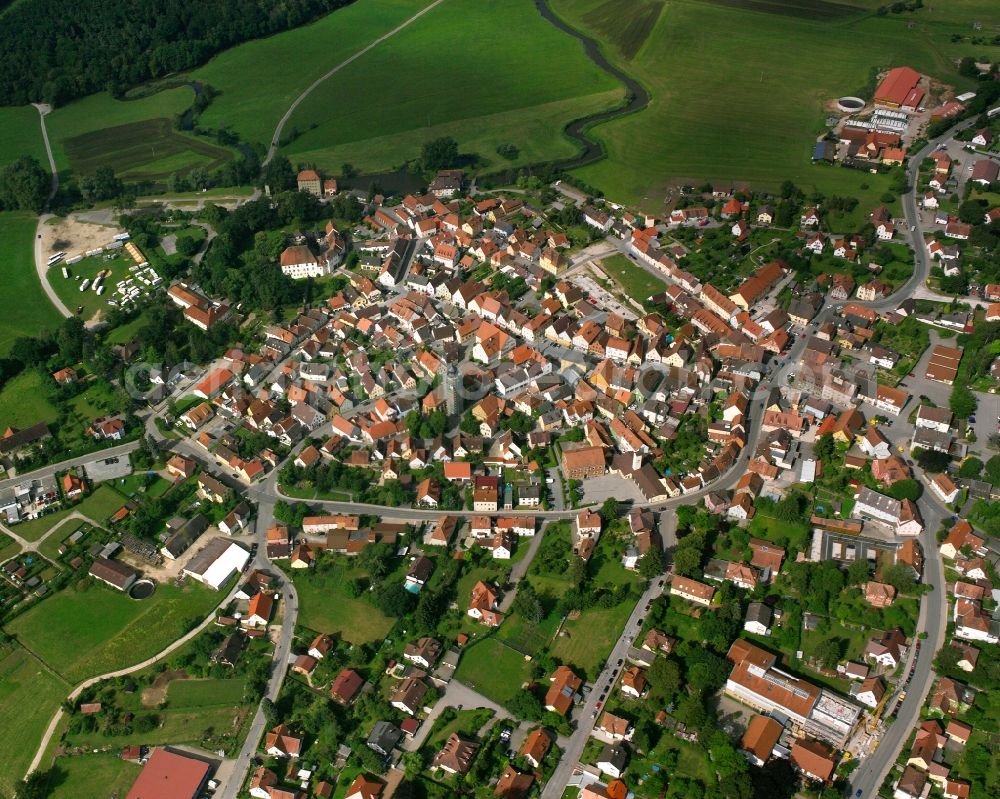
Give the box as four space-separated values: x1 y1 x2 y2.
874 67 923 110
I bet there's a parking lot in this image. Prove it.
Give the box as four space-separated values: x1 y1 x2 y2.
83 455 132 482
579 472 645 505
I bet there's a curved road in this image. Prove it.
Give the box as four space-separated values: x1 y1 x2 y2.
846 469 949 799
30 103 72 319
843 115 975 799
15 97 977 794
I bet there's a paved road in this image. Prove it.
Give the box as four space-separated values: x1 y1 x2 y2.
540 577 665 799
846 469 949 798
31 103 58 206
0 440 140 495
403 680 512 752
30 103 73 319
32 213 72 319
0 511 103 554
892 119 976 305
842 117 975 799
262 0 446 167
209 476 300 798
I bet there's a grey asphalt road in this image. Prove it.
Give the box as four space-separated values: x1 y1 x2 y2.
141 417 301 799
540 577 664 799
843 116 975 799
846 473 948 799
215 477 300 799
0 440 141 494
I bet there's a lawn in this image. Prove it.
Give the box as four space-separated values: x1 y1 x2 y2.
62 118 234 183
0 644 70 796
549 0 983 209
46 753 142 799
630 736 712 796
292 568 395 645
167 676 247 708
38 521 89 562
0 369 60 429
0 212 65 356
453 637 532 708
0 105 46 167
800 621 869 673
62 703 248 752
190 0 438 149
51 251 142 322
104 309 152 345
424 707 494 752
496 607 561 658
11 485 129 543
296 91 623 176
0 532 19 562
44 88 234 181
524 521 575 598
598 253 668 305
5 579 220 683
281 0 624 175
747 511 811 554
550 601 635 678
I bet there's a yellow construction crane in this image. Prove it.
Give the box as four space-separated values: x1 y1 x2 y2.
865 689 893 733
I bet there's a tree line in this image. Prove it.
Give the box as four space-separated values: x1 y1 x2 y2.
0 0 356 106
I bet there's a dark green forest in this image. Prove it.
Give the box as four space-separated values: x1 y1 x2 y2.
0 0 353 105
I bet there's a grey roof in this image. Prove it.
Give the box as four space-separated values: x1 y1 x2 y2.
915 405 953 424
182 535 243 577
367 721 402 756
745 602 773 627
854 487 901 518
88 556 138 589
598 742 629 770
162 514 209 558
911 427 951 452
0 423 51 454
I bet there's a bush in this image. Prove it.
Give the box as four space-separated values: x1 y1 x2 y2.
958 458 983 479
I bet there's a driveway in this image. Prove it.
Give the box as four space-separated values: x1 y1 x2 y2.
402 680 513 752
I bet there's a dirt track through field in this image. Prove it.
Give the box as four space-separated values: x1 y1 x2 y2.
264 0 448 166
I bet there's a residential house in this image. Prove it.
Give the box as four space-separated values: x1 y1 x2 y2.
545 665 582 715
432 734 479 775
265 724 302 758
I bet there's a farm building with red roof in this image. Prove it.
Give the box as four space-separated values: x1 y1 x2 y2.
126 748 210 799
874 67 923 110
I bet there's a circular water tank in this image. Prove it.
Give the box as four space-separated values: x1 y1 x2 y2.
837 96 865 113
128 579 156 600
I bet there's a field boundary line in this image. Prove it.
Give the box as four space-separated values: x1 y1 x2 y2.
264 0 448 165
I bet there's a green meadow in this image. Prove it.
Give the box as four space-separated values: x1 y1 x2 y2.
549 0 989 208
191 0 437 148
0 212 64 356
6 580 220 683
45 88 234 180
0 105 46 167
280 0 624 174
0 645 69 796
